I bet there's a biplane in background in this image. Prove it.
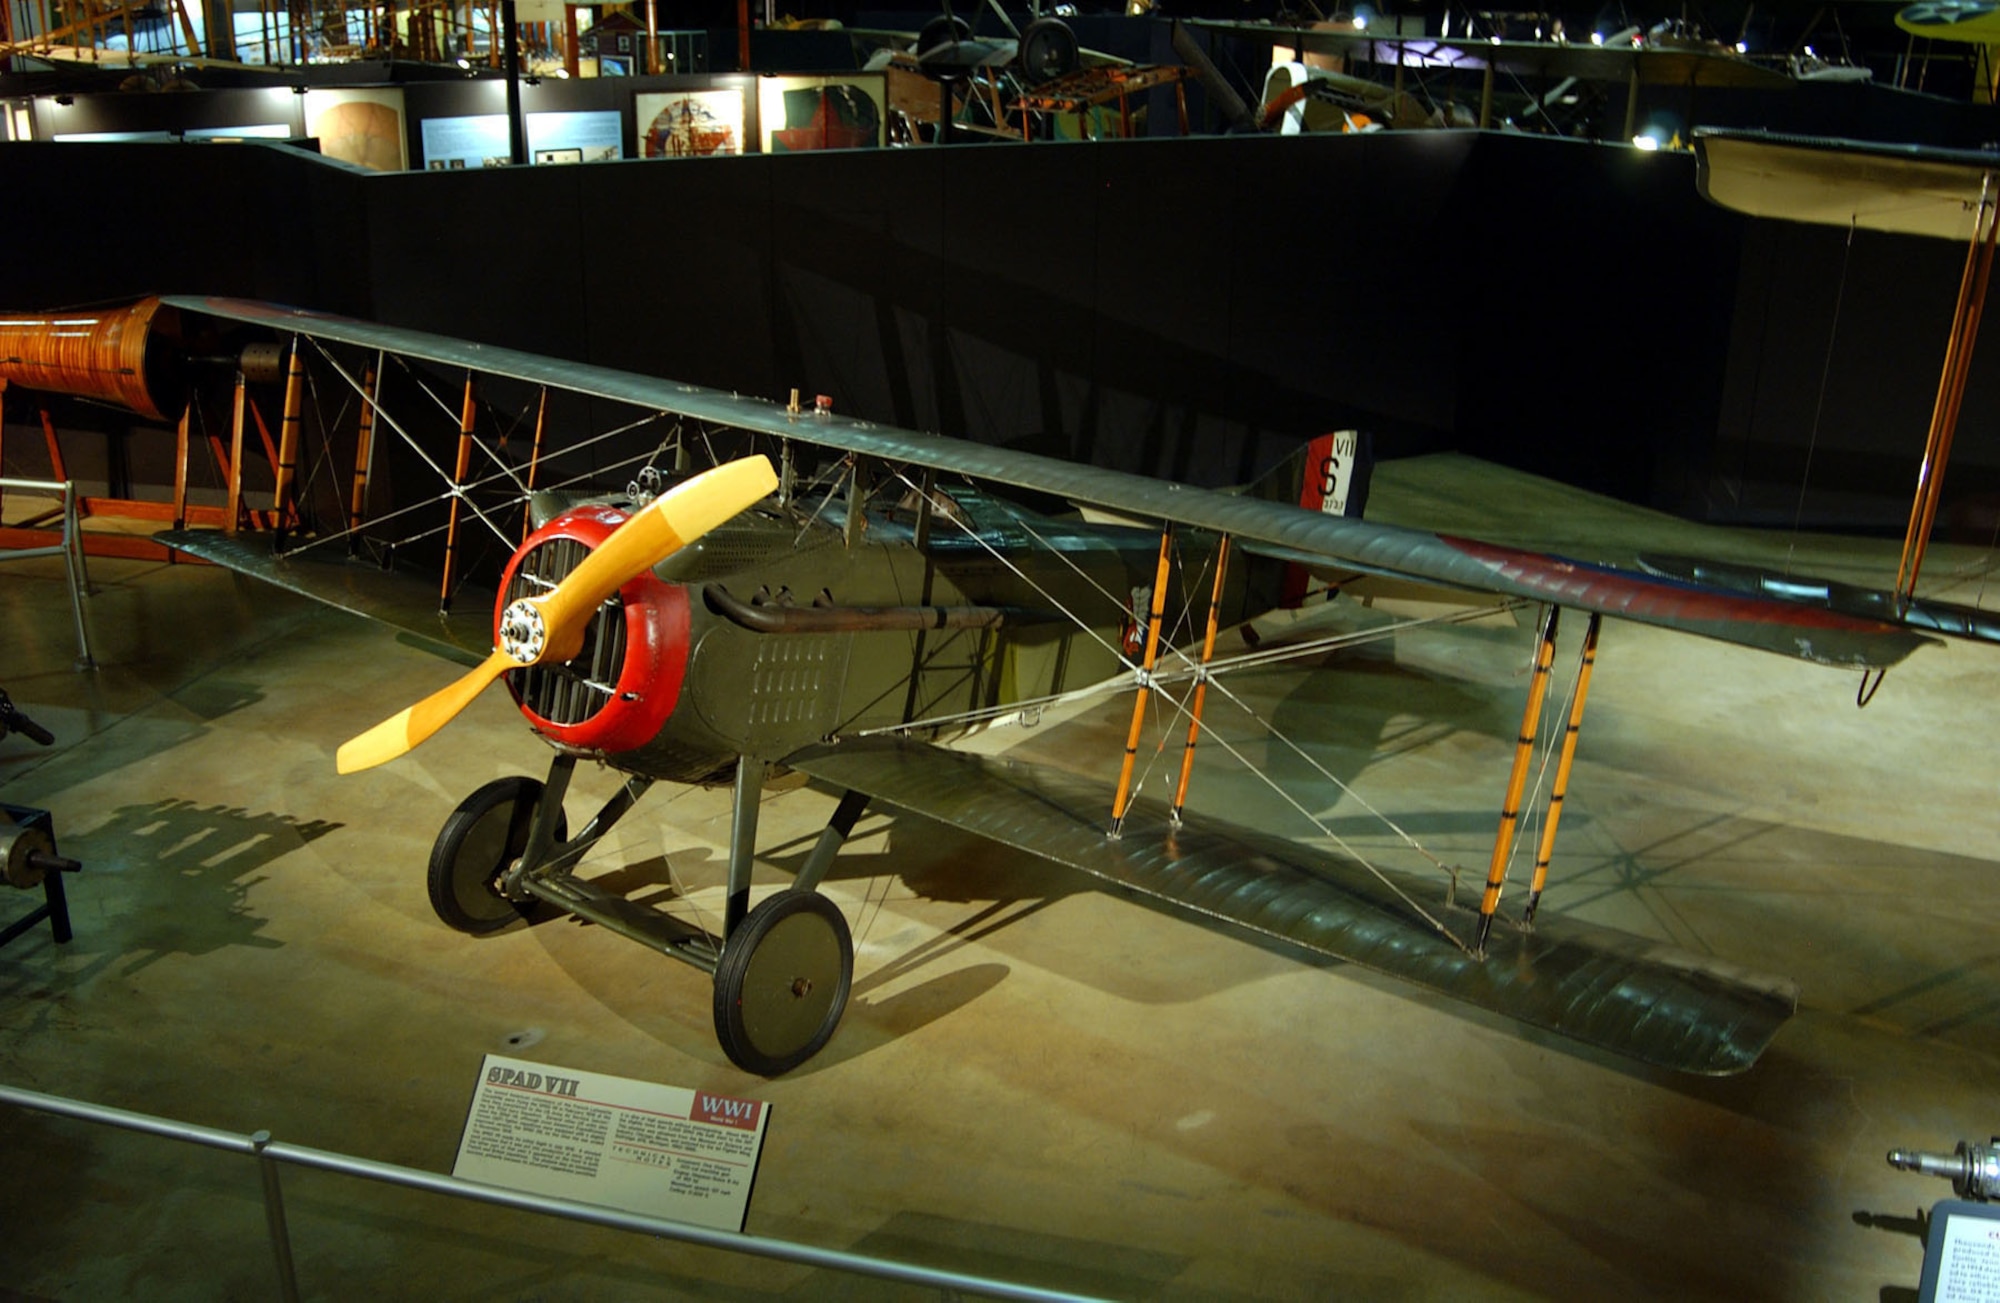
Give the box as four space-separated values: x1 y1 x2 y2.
0 294 1952 1077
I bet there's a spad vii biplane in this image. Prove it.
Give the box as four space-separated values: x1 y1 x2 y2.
0 295 1946 1077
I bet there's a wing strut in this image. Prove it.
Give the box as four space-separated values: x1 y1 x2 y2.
270 339 305 551
1473 605 1561 956
1109 525 1175 838
346 353 383 550
1523 612 1601 927
1169 534 1232 826
440 372 477 613
520 386 550 543
1895 176 2000 609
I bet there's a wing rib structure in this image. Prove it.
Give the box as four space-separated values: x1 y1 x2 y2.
787 737 1798 1076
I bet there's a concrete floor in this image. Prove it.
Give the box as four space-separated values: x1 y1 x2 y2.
3 457 1998 1300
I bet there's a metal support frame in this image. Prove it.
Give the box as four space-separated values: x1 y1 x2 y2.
0 476 94 668
1473 605 1560 955
1522 612 1600 927
0 805 75 948
508 754 722 970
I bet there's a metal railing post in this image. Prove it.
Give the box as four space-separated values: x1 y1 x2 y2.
251 1130 303 1302
0 1083 1104 1303
1 476 95 669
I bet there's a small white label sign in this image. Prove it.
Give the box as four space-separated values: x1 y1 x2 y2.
452 1054 769 1232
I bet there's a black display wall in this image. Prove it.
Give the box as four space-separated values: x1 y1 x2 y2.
0 130 1990 530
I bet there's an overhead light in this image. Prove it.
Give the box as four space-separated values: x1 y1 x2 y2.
1632 133 1661 151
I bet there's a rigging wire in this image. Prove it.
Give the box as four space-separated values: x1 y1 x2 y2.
870 467 1473 949
1787 216 1857 577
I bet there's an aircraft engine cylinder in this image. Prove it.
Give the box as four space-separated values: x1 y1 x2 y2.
497 506 690 757
0 297 187 422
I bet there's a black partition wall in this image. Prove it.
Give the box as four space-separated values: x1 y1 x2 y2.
1 130 1992 529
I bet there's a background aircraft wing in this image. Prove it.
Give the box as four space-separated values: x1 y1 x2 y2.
164 295 1937 672
784 736 1798 1077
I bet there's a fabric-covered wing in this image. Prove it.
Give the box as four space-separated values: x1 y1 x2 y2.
159 528 496 667
163 295 1936 672
785 736 1798 1076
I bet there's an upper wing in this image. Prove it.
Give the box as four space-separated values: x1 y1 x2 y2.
164 295 1937 671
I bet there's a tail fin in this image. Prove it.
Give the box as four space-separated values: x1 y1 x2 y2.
1249 430 1373 518
1250 430 1374 607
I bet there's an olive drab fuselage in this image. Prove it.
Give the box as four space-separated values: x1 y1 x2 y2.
499 489 1245 785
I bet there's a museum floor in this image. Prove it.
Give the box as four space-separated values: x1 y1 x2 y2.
3 456 1998 1301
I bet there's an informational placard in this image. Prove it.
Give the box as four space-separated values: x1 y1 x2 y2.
421 113 509 169
452 1054 769 1231
1921 1200 2000 1303
527 110 623 163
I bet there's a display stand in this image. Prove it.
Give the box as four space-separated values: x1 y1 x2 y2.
0 804 77 947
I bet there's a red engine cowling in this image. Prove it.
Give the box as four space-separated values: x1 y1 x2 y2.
495 506 690 755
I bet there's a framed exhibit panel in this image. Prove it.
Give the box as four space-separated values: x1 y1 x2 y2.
526 109 622 163
183 124 294 140
421 113 510 168
304 88 408 172
757 74 885 152
53 130 176 142
635 86 750 158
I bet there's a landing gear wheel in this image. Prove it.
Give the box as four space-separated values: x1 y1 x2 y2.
916 13 970 56
1018 18 1079 84
712 890 853 1076
427 776 566 935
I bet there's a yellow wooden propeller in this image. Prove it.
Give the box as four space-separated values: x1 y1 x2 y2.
336 455 778 774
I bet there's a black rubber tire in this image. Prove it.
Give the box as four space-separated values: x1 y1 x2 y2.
427 776 566 935
1018 18 1079 84
712 890 854 1076
916 13 971 57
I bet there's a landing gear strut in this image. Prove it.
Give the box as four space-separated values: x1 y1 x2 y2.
428 776 565 934
425 753 862 1076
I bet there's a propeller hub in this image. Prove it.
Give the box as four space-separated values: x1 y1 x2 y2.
498 598 548 664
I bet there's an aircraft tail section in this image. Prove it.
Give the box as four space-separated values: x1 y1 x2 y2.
1249 429 1375 520
1247 430 1374 607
